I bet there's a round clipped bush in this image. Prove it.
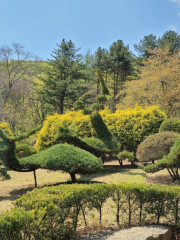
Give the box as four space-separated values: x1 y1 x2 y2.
118 151 134 165
136 131 179 163
20 144 103 183
159 118 180 133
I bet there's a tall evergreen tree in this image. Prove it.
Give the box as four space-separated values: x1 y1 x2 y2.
108 40 133 110
158 30 180 53
39 39 82 114
134 34 158 58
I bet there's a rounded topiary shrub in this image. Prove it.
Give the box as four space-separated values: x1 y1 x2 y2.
118 151 134 161
159 118 180 133
136 131 179 163
21 144 103 183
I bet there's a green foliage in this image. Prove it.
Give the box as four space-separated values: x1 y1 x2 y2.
0 168 11 180
38 39 83 114
90 112 121 152
91 103 105 111
134 34 158 58
159 118 180 133
96 95 107 103
20 144 103 181
158 30 180 53
143 136 180 180
0 182 179 239
16 144 37 158
137 131 179 163
82 108 92 115
82 137 111 153
118 151 134 161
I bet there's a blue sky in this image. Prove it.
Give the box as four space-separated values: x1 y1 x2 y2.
0 0 180 60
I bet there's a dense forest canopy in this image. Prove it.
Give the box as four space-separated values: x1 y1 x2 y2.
0 30 180 134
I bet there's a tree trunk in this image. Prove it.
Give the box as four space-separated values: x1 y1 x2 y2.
33 170 37 187
70 172 76 183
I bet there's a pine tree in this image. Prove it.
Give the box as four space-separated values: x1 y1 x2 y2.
39 39 83 114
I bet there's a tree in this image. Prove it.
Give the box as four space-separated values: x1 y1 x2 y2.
158 30 180 53
118 47 180 116
94 47 110 94
0 126 102 185
0 43 39 131
108 40 133 111
134 34 158 58
38 39 83 114
142 136 180 181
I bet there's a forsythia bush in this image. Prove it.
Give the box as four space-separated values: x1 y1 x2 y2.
103 105 166 151
35 111 95 151
0 122 13 137
35 106 166 152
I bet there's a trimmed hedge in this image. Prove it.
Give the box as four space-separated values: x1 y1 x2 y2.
0 182 179 239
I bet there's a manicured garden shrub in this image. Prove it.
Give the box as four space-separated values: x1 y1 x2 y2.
159 118 180 133
136 131 179 163
35 111 120 158
19 144 103 183
16 144 37 158
0 182 179 239
118 151 134 165
0 126 102 186
143 136 180 180
103 105 166 152
35 105 166 153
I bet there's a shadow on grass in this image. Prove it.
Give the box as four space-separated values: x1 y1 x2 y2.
8 179 105 203
2 168 145 204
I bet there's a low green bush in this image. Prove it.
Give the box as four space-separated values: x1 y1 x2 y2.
118 151 134 163
0 182 179 239
136 131 179 163
159 118 180 133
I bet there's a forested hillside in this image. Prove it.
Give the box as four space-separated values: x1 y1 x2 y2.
1 30 180 134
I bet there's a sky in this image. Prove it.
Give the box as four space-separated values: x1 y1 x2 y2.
0 0 180 60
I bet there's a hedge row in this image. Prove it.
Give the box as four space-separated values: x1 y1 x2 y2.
0 182 179 239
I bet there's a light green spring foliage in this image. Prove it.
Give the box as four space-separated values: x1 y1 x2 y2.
35 105 166 152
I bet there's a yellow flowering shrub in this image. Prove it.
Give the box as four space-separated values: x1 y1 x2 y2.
0 122 13 137
35 106 166 152
35 111 95 151
103 105 166 151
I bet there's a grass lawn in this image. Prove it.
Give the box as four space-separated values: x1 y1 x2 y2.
0 163 175 213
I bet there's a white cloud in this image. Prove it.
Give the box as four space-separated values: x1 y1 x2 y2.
169 24 177 31
170 0 180 17
170 0 180 5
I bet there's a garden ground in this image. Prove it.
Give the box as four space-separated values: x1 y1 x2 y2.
0 161 179 239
